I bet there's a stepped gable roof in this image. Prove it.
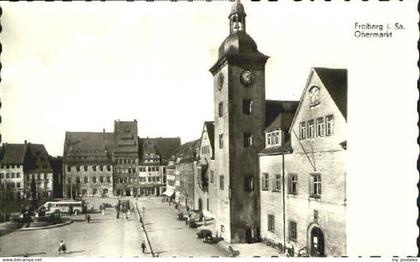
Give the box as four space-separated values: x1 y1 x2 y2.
314 67 348 120
203 121 215 151
139 137 181 162
26 143 53 173
265 100 299 132
175 139 200 163
0 144 27 165
63 132 115 158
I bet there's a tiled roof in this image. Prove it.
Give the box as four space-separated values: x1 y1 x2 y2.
63 132 114 161
175 139 200 162
26 144 53 173
139 137 181 162
265 100 299 132
314 67 347 120
0 144 27 164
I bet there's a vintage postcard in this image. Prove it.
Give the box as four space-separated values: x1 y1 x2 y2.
0 0 417 258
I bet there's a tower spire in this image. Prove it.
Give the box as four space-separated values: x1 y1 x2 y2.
229 0 246 34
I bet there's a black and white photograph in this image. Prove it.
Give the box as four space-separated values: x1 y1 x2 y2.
0 0 417 258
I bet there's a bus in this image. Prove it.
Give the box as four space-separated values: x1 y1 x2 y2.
42 200 85 215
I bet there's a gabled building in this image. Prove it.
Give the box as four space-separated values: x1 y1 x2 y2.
195 121 215 215
0 142 54 199
174 139 200 209
259 67 347 256
138 137 180 196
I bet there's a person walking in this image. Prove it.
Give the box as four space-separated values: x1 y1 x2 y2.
141 240 146 254
87 214 91 223
58 240 67 254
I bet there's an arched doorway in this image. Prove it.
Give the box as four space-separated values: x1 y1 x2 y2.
310 227 325 257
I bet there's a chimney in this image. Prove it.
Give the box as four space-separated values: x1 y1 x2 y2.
24 140 27 144
103 129 105 133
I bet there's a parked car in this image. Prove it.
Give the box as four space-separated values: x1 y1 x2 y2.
196 229 212 239
102 203 113 208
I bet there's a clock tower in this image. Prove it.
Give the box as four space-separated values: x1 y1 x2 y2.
210 0 268 243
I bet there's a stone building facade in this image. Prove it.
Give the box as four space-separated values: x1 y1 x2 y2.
209 1 268 243
63 132 114 198
113 120 139 196
0 142 54 200
195 121 214 215
259 68 347 256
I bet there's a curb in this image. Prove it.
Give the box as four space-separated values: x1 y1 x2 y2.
17 220 73 231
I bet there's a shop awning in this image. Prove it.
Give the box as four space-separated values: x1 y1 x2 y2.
162 189 175 197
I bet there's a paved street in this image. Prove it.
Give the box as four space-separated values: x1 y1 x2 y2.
0 197 143 257
0 196 225 257
135 197 225 257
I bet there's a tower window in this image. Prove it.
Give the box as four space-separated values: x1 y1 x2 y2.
219 134 224 149
242 99 253 115
219 175 224 190
262 173 269 191
218 102 223 117
243 133 253 147
244 176 254 192
288 174 298 195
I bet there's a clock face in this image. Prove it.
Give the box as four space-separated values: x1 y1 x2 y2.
217 73 224 90
309 86 320 106
240 70 255 86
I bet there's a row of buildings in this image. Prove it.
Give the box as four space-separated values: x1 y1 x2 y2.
170 1 347 257
0 0 346 257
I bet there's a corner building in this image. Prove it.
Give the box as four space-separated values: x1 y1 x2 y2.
210 1 268 243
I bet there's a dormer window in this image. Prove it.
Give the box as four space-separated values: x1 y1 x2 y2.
266 131 282 147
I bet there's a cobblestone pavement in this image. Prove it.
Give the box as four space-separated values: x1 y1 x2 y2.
0 197 143 257
135 197 226 257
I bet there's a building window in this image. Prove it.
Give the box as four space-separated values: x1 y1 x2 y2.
100 176 104 183
107 165 111 171
163 167 166 174
6 173 10 178
16 182 21 188
310 174 321 198
93 166 97 172
76 166 80 172
0 173 3 178
243 133 253 147
219 134 224 149
268 214 275 233
219 175 224 190
316 117 325 137
100 166 104 172
84 177 88 184
244 176 254 192
299 122 306 139
242 99 253 115
289 221 297 242
210 171 214 183
218 102 223 117
148 177 151 182
107 176 111 183
288 174 298 195
262 173 269 191
267 133 272 146
76 176 80 183
326 115 334 136
84 166 88 172
67 166 71 172
92 177 97 183
274 174 281 191
307 120 315 138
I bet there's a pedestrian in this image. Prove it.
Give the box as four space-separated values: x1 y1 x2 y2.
102 209 105 216
141 240 146 253
186 215 189 226
58 240 67 254
87 214 91 223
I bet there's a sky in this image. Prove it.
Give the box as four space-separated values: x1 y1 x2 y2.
0 1 418 255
